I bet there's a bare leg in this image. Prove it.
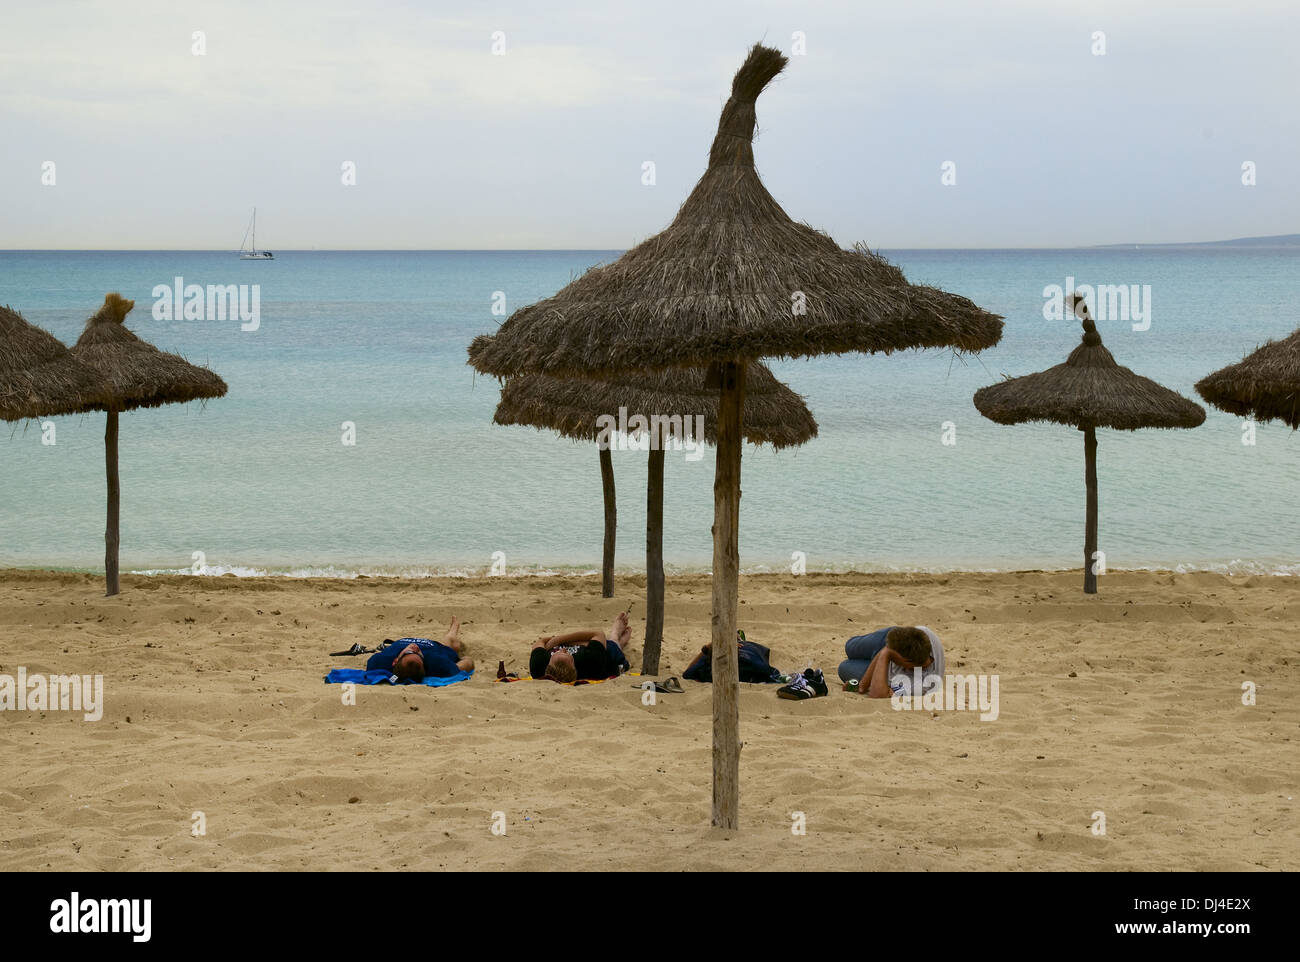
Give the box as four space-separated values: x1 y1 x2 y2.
607 611 631 646
442 616 463 653
457 656 475 672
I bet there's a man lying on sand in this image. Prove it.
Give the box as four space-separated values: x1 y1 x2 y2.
837 626 945 698
367 617 474 681
529 612 633 683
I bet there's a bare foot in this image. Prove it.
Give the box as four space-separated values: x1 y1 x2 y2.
444 615 463 651
608 611 631 647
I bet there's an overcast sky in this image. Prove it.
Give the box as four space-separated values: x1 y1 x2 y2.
2 0 1296 249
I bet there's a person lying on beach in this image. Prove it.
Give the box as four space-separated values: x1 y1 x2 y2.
529 612 633 683
837 626 945 698
366 617 474 681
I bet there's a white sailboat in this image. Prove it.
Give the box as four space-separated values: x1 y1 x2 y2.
237 208 274 260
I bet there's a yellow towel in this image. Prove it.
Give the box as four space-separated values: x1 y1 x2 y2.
496 672 640 686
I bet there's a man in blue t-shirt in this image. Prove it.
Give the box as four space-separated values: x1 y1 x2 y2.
366 617 474 682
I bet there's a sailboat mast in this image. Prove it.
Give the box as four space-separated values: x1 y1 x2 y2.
237 207 271 258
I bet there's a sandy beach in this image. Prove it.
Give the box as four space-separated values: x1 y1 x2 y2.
1 568 1294 871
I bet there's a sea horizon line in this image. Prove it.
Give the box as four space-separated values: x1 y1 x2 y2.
2 234 1297 255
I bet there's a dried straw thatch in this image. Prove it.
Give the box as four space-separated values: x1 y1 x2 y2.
469 42 1002 829
973 301 1206 432
493 362 818 449
973 295 1204 594
494 363 817 673
0 305 108 421
468 45 1002 379
1195 326 1300 429
70 293 228 597
71 294 228 409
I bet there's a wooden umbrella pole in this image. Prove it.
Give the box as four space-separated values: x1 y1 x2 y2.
644 446 666 675
1084 424 1098 595
105 407 120 597
599 446 616 598
710 360 745 829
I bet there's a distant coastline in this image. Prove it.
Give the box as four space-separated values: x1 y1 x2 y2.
1093 233 1300 250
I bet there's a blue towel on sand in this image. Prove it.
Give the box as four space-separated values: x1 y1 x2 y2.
323 668 473 688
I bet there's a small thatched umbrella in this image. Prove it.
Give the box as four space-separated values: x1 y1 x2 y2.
1195 326 1300 429
1 305 108 422
70 294 228 596
469 44 1002 827
974 295 1205 593
493 363 818 674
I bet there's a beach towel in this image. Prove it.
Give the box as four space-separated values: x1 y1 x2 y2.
496 672 639 686
323 668 473 688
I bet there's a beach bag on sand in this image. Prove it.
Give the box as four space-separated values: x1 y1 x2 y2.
683 639 783 684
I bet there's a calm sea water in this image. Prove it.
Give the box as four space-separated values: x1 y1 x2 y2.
1 249 1296 577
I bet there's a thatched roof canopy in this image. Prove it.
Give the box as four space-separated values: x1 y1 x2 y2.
0 305 109 421
70 294 228 409
468 44 1003 380
974 297 1205 430
1195 326 1300 429
494 362 818 449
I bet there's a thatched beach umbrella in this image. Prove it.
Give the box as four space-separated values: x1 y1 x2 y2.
70 293 227 596
1 305 108 422
493 363 818 674
973 295 1204 593
1195 326 1300 429
469 44 1002 827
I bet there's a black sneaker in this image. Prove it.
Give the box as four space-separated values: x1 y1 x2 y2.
778 667 828 699
804 667 828 696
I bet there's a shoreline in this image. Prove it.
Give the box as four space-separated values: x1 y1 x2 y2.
3 561 1298 582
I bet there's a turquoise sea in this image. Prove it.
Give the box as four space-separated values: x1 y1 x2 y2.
1 248 1296 577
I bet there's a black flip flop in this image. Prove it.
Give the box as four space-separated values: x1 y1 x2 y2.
330 642 386 657
634 677 684 694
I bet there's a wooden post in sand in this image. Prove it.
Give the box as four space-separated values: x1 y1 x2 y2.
644 446 666 675
710 360 745 829
105 408 121 597
599 446 616 598
1083 424 1098 595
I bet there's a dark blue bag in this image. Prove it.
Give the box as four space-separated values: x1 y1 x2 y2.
683 639 783 684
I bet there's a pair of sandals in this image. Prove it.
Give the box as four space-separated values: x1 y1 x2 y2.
635 676 684 694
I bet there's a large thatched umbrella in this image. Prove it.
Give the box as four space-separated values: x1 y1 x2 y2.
974 295 1204 593
1 305 108 422
70 293 227 596
493 363 818 674
468 44 1002 827
1195 326 1300 429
